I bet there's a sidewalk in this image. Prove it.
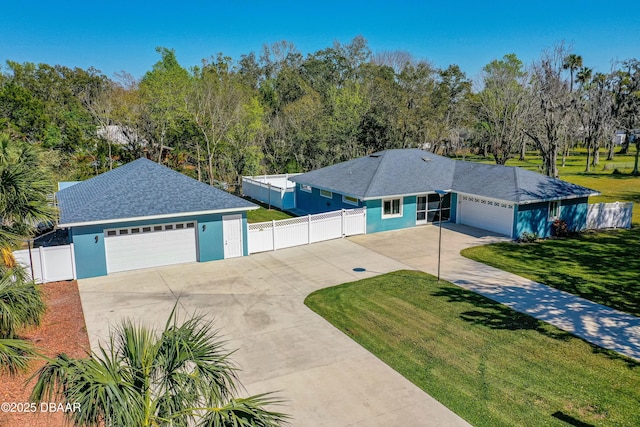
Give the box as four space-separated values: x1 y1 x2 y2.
349 224 640 361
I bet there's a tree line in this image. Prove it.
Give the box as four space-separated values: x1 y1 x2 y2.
1 36 639 182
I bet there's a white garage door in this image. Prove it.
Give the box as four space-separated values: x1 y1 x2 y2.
105 222 197 273
458 195 514 237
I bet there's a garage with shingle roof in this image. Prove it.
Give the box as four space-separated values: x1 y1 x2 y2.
56 158 257 278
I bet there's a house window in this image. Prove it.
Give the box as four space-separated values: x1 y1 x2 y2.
549 201 561 220
342 195 359 206
320 189 333 199
382 198 402 218
300 184 312 193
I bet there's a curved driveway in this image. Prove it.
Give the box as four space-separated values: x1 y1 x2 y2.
79 231 472 427
78 223 640 426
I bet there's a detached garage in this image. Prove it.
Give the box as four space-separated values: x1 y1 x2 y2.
56 158 257 279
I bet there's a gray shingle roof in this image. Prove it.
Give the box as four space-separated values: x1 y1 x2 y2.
290 149 598 203
56 158 256 226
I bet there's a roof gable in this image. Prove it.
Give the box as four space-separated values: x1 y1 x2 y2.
56 158 256 226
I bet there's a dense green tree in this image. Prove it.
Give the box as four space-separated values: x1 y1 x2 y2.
139 48 192 163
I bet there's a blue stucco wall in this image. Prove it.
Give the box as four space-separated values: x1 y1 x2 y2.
559 197 589 232
365 196 417 233
70 211 248 279
295 185 363 214
449 193 458 222
516 197 588 238
71 225 107 279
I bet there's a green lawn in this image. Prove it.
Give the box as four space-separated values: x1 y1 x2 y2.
246 206 294 223
461 229 640 317
458 148 640 316
305 270 640 427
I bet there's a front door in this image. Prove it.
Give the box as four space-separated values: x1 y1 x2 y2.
222 215 243 258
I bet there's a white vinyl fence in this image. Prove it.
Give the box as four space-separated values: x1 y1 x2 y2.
13 244 77 283
242 174 299 210
248 208 366 254
587 202 633 230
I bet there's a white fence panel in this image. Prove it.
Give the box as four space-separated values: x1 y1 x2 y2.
242 175 298 210
587 202 633 230
247 222 275 253
275 217 309 249
310 212 342 243
344 208 367 235
13 244 76 283
248 208 366 254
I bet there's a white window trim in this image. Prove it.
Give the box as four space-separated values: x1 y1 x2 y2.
300 184 312 193
320 189 333 199
548 201 561 220
382 197 403 219
342 195 359 206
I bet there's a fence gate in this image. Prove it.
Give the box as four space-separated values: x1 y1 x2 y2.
13 244 77 283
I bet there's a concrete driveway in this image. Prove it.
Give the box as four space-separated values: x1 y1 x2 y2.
350 223 640 361
79 235 473 427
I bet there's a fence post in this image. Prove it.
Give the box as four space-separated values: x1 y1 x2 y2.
272 220 276 251
70 243 77 280
363 207 367 234
341 209 346 237
38 246 46 283
308 214 312 244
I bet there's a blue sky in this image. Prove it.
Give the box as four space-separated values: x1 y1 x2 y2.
2 1 638 82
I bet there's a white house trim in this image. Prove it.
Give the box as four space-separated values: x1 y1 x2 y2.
58 206 257 228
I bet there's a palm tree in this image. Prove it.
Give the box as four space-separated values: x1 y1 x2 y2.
562 53 583 93
0 133 54 375
30 306 289 427
0 133 57 250
0 264 46 375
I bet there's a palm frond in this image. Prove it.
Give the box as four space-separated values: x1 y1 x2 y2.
0 338 39 375
0 265 45 338
199 393 290 427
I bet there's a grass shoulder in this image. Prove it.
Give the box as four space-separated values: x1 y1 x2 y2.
305 270 640 427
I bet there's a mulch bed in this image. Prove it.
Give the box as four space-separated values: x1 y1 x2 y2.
0 280 90 427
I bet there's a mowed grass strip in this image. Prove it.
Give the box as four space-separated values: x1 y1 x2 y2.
461 228 640 317
246 206 294 223
305 270 640 427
